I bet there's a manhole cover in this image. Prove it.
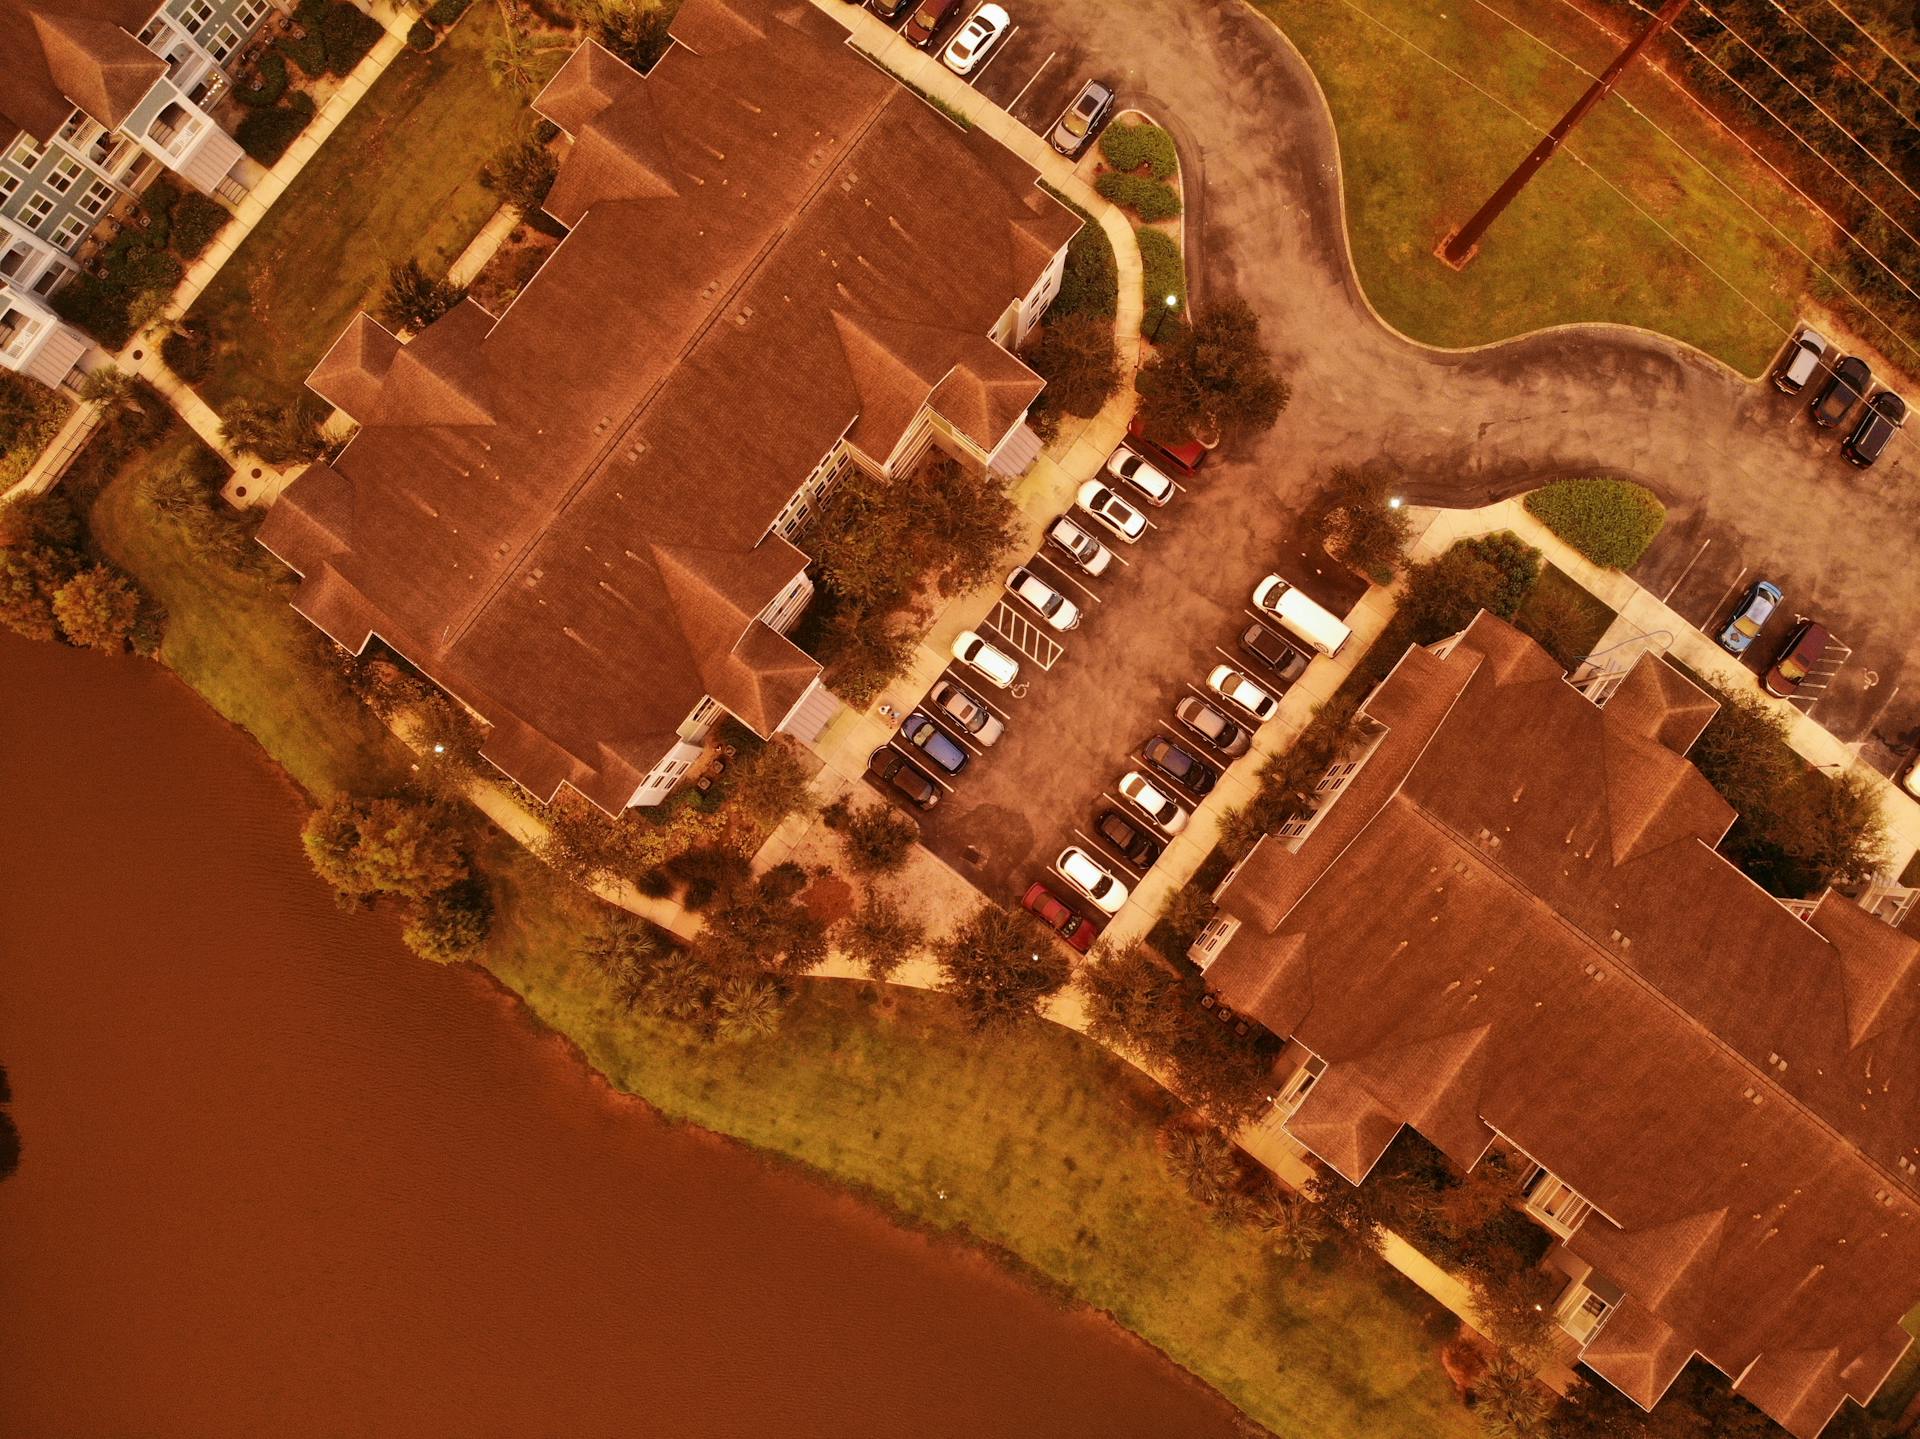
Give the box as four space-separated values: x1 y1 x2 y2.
961 845 984 867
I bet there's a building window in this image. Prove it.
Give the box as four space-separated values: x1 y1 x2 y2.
180 0 216 34
0 173 18 203
208 23 241 60
1274 1056 1326 1118
236 0 270 27
1524 1168 1593 1238
6 137 40 173
44 158 84 195
1188 913 1242 970
1554 1281 1615 1344
50 214 88 251
21 193 56 233
57 111 92 145
140 15 170 44
76 180 115 217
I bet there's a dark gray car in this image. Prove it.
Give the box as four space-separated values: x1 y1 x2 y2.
1049 80 1113 157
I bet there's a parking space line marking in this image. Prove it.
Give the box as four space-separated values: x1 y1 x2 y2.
887 739 956 792
986 601 1063 671
1661 537 1713 605
1027 550 1101 604
1074 825 1144 879
968 24 1017 80
1702 566 1750 632
1004 48 1055 113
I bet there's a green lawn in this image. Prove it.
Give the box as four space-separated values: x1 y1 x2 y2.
187 6 546 412
83 421 412 797
1256 0 1847 375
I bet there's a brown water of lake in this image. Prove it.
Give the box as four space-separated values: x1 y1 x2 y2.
0 631 1253 1438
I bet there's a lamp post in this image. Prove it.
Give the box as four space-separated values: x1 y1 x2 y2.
1388 496 1404 510
1151 291 1179 342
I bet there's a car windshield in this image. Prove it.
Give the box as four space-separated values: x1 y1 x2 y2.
912 5 936 24
1779 658 1808 682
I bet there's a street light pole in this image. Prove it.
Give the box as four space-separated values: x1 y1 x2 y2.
1439 0 1689 269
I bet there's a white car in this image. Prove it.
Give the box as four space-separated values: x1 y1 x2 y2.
1207 665 1278 723
1104 447 1174 507
929 679 1005 746
1075 479 1147 543
1118 770 1189 835
953 629 1020 689
1005 565 1081 631
942 2 1009 74
1046 514 1113 576
1058 846 1129 914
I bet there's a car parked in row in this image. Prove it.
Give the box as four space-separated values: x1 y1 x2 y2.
1141 735 1217 795
1765 619 1829 698
1096 809 1162 868
1810 355 1871 428
1105 446 1174 507
952 629 1020 688
1773 327 1827 394
1049 79 1113 158
1717 579 1782 656
1118 770 1189 835
901 0 956 45
1174 696 1251 757
1843 390 1906 469
1127 413 1207 476
1208 665 1278 723
1239 621 1310 686
1006 565 1081 630
898 710 968 774
1253 573 1350 657
1046 513 1113 576
870 747 939 810
942 1 1008 74
928 679 1004 746
1023 881 1097 953
1058 846 1129 913
1076 479 1147 543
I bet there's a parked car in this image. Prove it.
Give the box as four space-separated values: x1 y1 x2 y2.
1127 413 1207 475
869 0 913 14
898 710 968 774
1842 390 1906 468
1046 513 1113 576
1096 809 1162 868
1174 696 1250 757
1049 78 1113 157
1057 846 1129 914
1251 574 1350 656
1773 327 1827 394
1716 579 1782 656
1075 479 1147 542
1208 665 1278 723
1239 622 1310 686
1118 770 1189 835
1903 753 1920 804
941 1 1008 74
1105 446 1174 507
928 679 1004 746
1764 619 1829 698
1141 735 1217 795
1005 565 1081 630
1810 355 1871 427
869 746 939 809
1022 881 1097 953
952 629 1019 688
901 0 957 46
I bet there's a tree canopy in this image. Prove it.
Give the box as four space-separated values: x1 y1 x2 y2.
302 794 471 901
936 902 1069 1029
1134 298 1288 443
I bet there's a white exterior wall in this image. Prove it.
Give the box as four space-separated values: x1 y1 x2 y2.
0 285 87 387
1014 242 1069 345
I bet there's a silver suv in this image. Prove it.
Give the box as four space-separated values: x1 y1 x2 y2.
1046 513 1113 576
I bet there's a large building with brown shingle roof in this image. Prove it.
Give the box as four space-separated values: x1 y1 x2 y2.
258 0 1077 814
1192 612 1920 1436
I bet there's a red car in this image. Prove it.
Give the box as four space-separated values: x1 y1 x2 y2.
1127 413 1210 476
1764 619 1829 698
1022 881 1097 953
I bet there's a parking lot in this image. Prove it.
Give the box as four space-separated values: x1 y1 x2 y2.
862 439 1364 943
1631 361 1920 777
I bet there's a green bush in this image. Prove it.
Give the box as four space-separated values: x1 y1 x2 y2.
277 23 327 76
1095 172 1180 223
50 228 184 348
320 0 383 73
161 324 214 383
236 92 315 165
1098 121 1178 179
237 48 289 106
1523 478 1667 570
407 17 435 47
1038 182 1117 321
1136 227 1186 328
425 0 472 24
168 192 227 261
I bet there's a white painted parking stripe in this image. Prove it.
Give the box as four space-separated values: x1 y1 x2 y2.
1074 825 1144 879
1702 566 1750 632
966 24 1017 80
1661 536 1713 605
1028 550 1101 604
1004 47 1055 113
986 601 1064 671
888 740 956 792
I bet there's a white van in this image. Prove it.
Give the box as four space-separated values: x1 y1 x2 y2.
1251 574 1350 658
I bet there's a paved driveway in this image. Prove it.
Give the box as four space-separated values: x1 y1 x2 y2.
962 0 1918 775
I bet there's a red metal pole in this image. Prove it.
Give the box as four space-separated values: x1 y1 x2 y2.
1440 0 1690 268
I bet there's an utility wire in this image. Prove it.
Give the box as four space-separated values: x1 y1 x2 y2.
1819 0 1920 91
1760 0 1920 141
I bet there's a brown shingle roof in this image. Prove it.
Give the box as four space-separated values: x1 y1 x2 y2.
1208 614 1920 1438
308 314 403 422
0 0 161 143
259 0 1076 815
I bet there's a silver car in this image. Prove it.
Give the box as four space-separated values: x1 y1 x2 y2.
929 680 1005 746
1050 79 1113 157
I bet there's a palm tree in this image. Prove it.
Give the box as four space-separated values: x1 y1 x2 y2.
1254 1189 1333 1262
1160 1120 1248 1216
484 1 568 93
1475 1352 1554 1438
714 975 783 1041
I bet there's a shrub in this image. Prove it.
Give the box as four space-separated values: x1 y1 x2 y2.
1023 312 1120 419
1135 226 1186 336
485 129 560 212
1159 1120 1254 1223
276 22 328 77
408 17 435 47
220 395 328 464
402 876 494 962
320 0 383 72
167 191 228 261
1398 532 1540 643
1095 172 1180 222
1039 183 1117 321
50 226 185 348
1523 478 1666 570
237 48 290 106
425 0 472 23
833 801 919 875
236 93 315 165
1098 121 1177 179
161 323 214 383
592 0 682 74
377 257 466 333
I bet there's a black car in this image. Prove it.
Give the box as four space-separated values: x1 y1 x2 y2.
869 746 939 810
1240 622 1311 686
1810 354 1871 428
1097 809 1162 869
1842 390 1906 468
1141 736 1217 795
869 0 913 13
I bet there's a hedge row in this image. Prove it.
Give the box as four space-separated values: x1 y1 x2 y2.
1136 227 1186 326
1523 478 1667 570
1098 122 1177 180
49 180 220 347
1038 181 1117 321
1095 172 1180 223
237 91 317 165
